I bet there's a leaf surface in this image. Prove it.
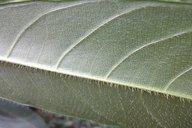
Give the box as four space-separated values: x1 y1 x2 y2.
0 0 191 127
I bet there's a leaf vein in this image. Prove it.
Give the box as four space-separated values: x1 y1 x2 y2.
105 29 192 78
141 95 165 127
55 4 154 68
6 1 90 58
164 66 192 91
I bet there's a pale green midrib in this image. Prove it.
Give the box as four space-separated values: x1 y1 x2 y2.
0 1 191 128
4 1 191 72
0 57 191 101
0 59 180 128
0 1 191 100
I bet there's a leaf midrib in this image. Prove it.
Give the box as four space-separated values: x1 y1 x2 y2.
0 57 191 102
0 0 191 103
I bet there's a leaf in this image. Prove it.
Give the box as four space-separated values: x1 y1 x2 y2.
1 0 192 4
0 0 191 127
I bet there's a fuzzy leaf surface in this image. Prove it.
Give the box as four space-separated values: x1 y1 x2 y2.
0 0 192 127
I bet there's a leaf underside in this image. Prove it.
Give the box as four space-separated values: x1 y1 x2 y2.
0 0 191 127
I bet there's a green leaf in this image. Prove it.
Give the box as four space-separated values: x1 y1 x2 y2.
0 0 191 127
1 0 192 5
